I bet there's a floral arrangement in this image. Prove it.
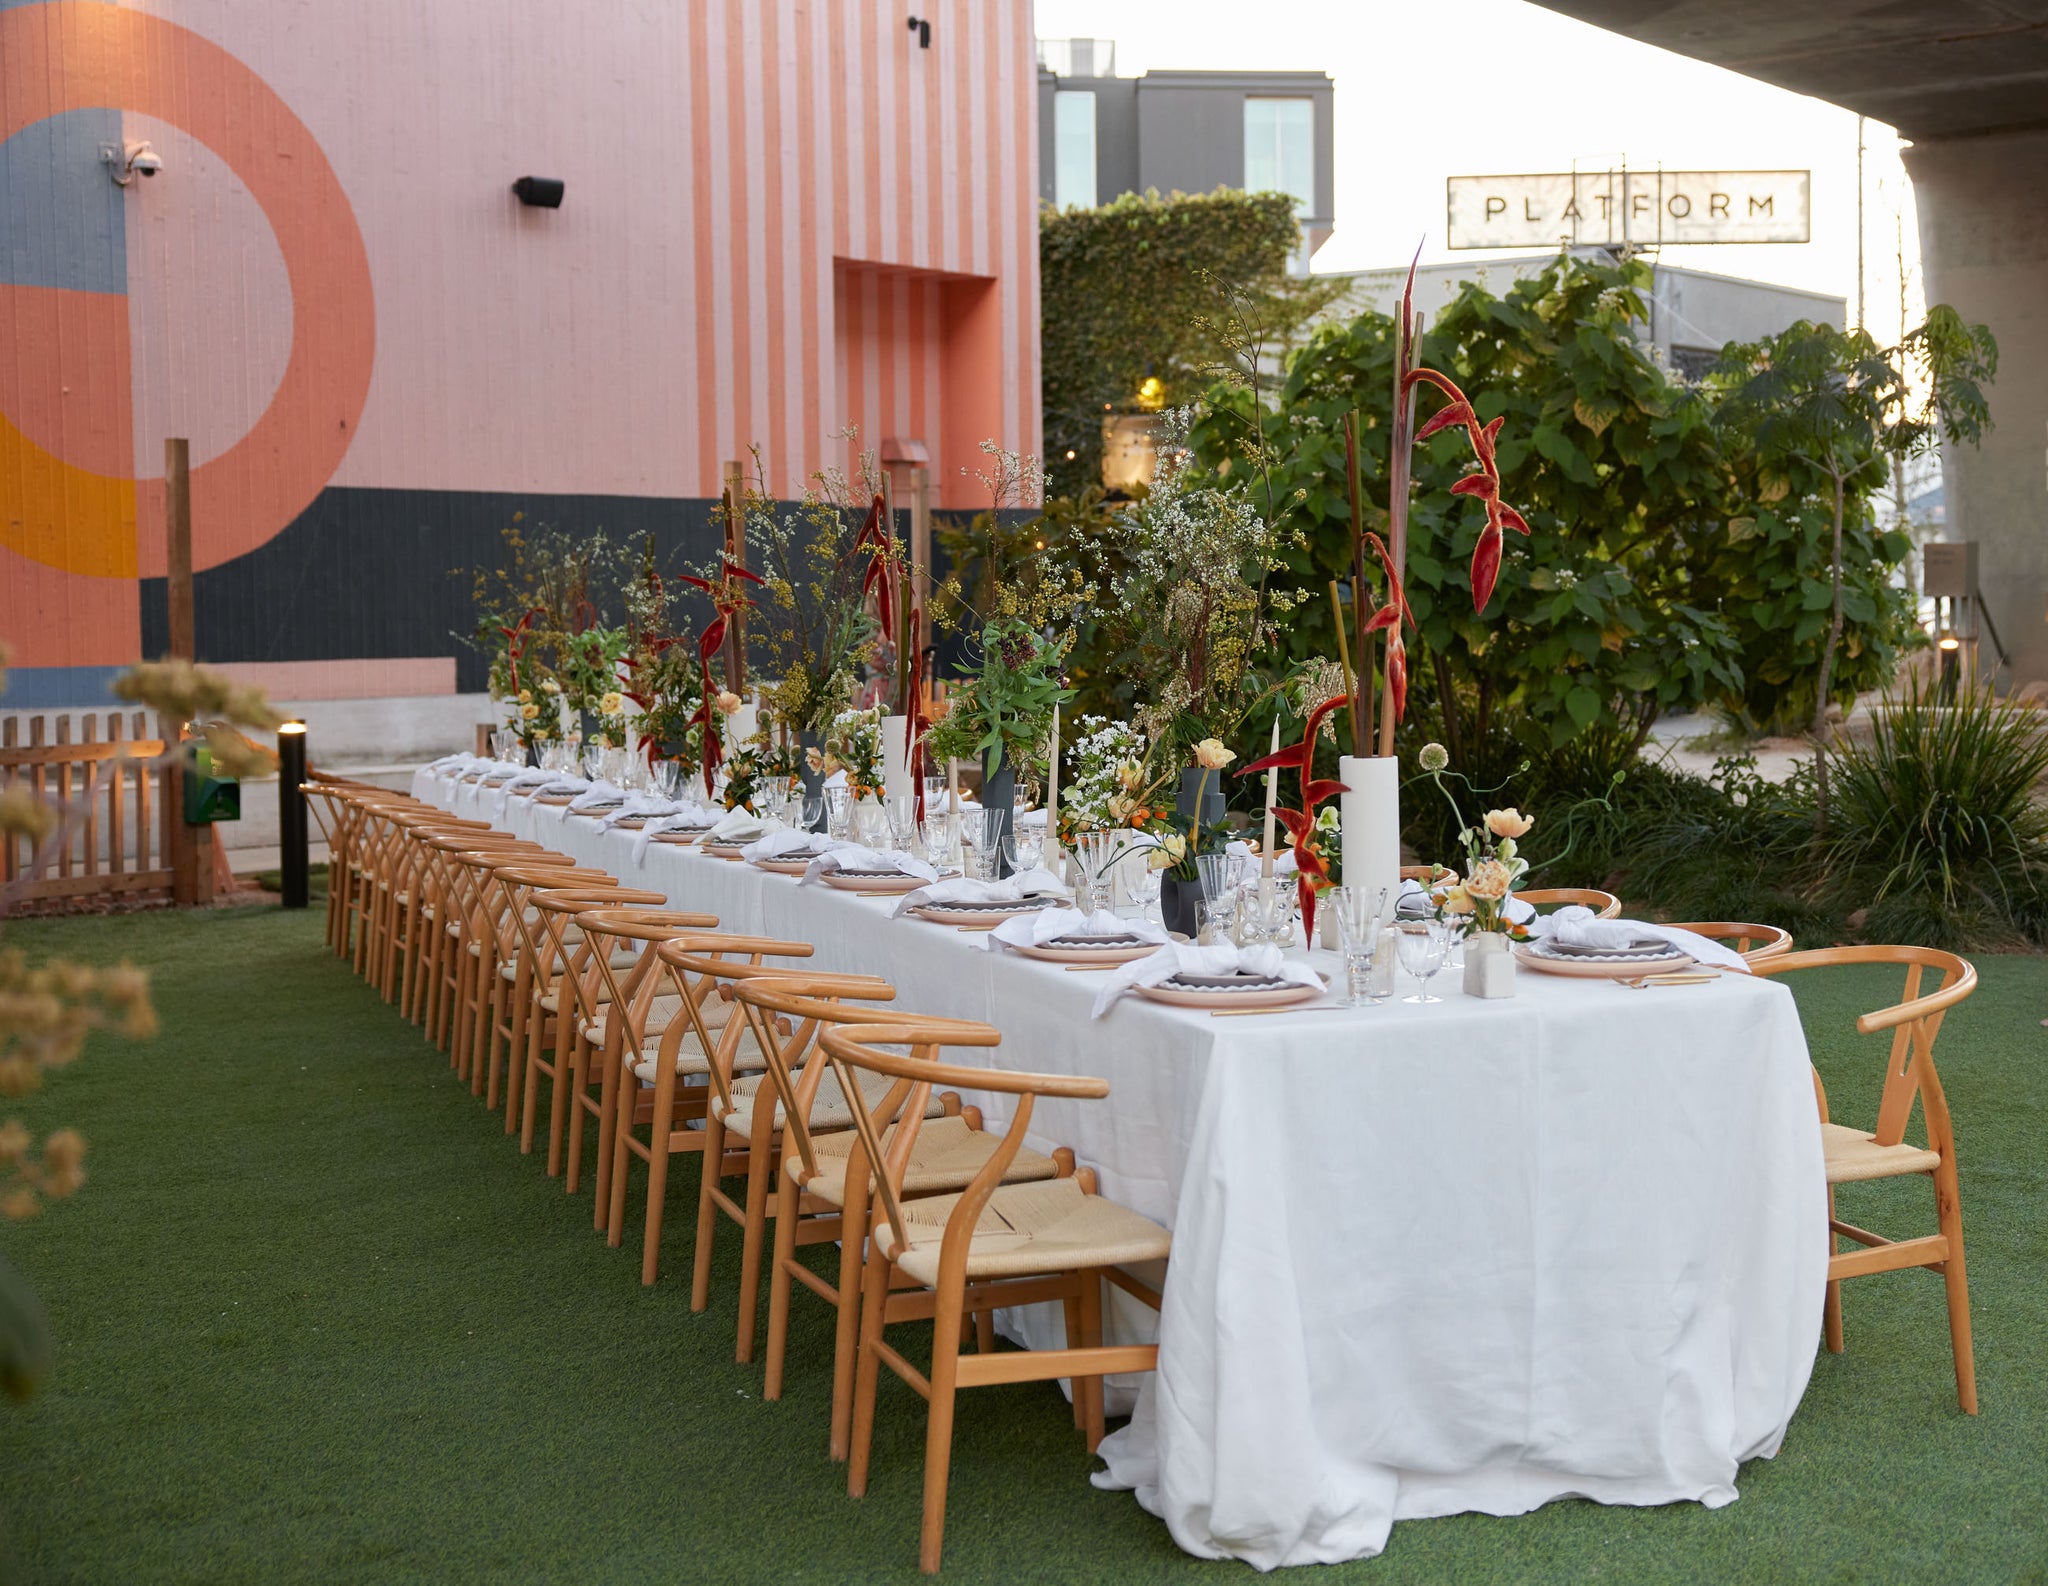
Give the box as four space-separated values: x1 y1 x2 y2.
620 546 705 776
1056 717 1163 841
825 703 887 801
923 618 1070 779
1415 741 1535 935
1238 696 1351 942
1146 737 1235 881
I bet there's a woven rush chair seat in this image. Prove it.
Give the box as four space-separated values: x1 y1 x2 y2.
881 1175 1171 1287
792 1113 1061 1204
1823 1122 1942 1183
625 1020 774 1083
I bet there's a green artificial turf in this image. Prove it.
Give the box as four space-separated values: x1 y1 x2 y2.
0 906 2044 1584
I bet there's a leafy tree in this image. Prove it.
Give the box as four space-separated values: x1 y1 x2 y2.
1193 254 1744 755
1039 188 1341 498
1715 309 1996 827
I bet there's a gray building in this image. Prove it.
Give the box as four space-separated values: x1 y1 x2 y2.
1323 250 1846 379
1036 38 1335 272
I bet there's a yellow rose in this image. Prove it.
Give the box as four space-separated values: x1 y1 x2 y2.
540 677 561 694
517 689 532 704
1149 831 1186 870
1441 883 1475 914
1465 858 1514 901
1192 738 1235 770
598 691 624 716
1484 808 1534 839
1117 762 1145 793
715 690 743 715
520 702 540 720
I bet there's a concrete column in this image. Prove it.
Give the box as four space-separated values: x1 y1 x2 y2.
1905 128 2048 684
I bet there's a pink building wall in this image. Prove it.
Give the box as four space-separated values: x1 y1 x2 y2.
0 0 1041 699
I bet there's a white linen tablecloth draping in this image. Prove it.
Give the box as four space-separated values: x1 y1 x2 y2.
416 769 1828 1570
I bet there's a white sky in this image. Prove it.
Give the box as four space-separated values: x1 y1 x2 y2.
1035 0 1926 340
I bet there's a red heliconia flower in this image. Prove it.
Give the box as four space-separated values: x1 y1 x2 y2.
497 606 541 693
846 494 897 641
1357 531 1417 722
1402 367 1531 614
1237 694 1353 943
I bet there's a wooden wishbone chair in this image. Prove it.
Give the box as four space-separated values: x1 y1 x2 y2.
733 981 1072 1459
377 809 497 1004
1667 921 1794 962
1517 886 1622 919
1751 944 1980 1412
416 832 538 1044
488 863 619 1126
678 967 929 1347
562 911 724 1225
442 844 570 1086
299 782 364 955
824 1023 1172 1574
518 887 671 1174
596 934 823 1279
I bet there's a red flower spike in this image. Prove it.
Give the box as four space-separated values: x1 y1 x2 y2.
1449 473 1497 500
1498 504 1531 536
1414 401 1475 443
1470 525 1504 616
1399 366 1528 616
1385 632 1410 721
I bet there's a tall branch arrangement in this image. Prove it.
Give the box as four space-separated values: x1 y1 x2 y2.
1347 254 1530 756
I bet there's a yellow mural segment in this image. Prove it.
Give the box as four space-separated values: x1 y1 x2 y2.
0 408 138 578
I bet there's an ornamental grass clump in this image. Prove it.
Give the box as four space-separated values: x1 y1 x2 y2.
1824 680 2048 948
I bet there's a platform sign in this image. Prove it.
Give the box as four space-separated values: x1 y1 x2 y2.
1447 171 1810 249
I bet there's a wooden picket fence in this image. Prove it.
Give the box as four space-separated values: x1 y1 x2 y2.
1 711 175 909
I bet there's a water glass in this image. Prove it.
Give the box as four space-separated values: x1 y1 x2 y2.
1071 829 1132 914
801 792 828 833
825 786 854 840
1331 885 1390 1007
921 813 958 869
964 807 1009 880
1396 920 1451 1005
1008 822 1045 875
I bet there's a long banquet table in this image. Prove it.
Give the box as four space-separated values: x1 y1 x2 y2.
418 769 1829 1569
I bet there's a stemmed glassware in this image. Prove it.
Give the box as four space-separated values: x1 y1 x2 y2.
1330 885 1391 1007
825 786 853 841
1396 919 1451 1005
1070 829 1135 915
963 807 1009 880
920 813 958 870
883 794 919 853
801 792 828 833
1196 852 1244 940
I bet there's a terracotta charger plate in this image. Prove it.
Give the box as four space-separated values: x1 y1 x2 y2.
531 793 576 806
694 838 751 858
1135 971 1325 1010
1514 942 1697 979
753 855 822 876
1011 936 1161 967
908 899 1057 928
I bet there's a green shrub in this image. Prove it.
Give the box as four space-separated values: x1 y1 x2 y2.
1824 681 2048 949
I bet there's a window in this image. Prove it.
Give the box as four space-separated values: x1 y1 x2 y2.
1244 98 1313 215
1054 90 1097 210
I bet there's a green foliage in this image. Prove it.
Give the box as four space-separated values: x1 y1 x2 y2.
1040 188 1340 498
0 1249 51 1402
1195 254 1746 752
926 619 1070 773
1825 682 2048 948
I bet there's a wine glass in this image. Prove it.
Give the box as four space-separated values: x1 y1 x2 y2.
825 786 853 840
884 793 919 852
1396 920 1450 1005
1008 821 1045 876
1331 885 1390 1007
801 792 827 833
921 813 958 870
964 807 1008 880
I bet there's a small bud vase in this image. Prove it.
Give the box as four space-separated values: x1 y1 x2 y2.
1463 929 1516 998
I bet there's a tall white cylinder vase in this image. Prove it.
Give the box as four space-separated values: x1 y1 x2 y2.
1339 755 1401 918
881 714 914 806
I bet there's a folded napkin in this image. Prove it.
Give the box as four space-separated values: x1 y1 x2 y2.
502 768 554 791
741 826 835 863
628 805 726 863
565 779 627 813
1530 906 1750 972
1092 941 1324 1019
518 774 589 799
982 906 1169 954
429 751 481 772
800 844 938 886
705 808 768 843
599 792 682 829
890 866 1070 919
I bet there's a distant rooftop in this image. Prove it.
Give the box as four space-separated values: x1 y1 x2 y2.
1037 37 1117 78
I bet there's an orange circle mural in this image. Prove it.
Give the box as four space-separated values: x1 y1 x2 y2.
0 1 374 577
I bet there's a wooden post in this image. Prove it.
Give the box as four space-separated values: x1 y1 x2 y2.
163 437 206 906
721 459 747 691
909 463 932 661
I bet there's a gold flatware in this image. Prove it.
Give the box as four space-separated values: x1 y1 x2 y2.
1618 972 1720 989
1209 1004 1349 1019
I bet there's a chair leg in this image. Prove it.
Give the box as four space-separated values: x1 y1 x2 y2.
764 1169 804 1402
830 1185 872 1461
735 1130 776 1362
847 1245 894 1499
607 1084 637 1251
521 1015 550 1158
546 1025 576 1180
1823 1185 1844 1354
591 1046 622 1230
1076 1271 1106 1451
1062 1292 1086 1431
638 1088 675 1286
919 1285 964 1575
1936 1165 1978 1414
691 1114 727 1311
565 1042 592 1195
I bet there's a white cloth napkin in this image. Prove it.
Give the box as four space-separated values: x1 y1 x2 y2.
705 808 767 843
628 806 726 864
1530 906 1751 972
982 906 1169 954
799 844 938 885
566 779 626 812
599 792 681 829
742 827 836 863
501 767 554 791
1224 838 1295 875
1092 941 1324 1019
517 774 589 799
890 866 1070 918
429 751 480 772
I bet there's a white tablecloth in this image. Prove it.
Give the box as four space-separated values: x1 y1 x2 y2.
418 770 1828 1569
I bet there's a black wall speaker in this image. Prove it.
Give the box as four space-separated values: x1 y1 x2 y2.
512 176 565 209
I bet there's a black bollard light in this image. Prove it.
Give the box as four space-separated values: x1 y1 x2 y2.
277 720 309 909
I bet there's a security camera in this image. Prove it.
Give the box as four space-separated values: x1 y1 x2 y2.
103 141 162 186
